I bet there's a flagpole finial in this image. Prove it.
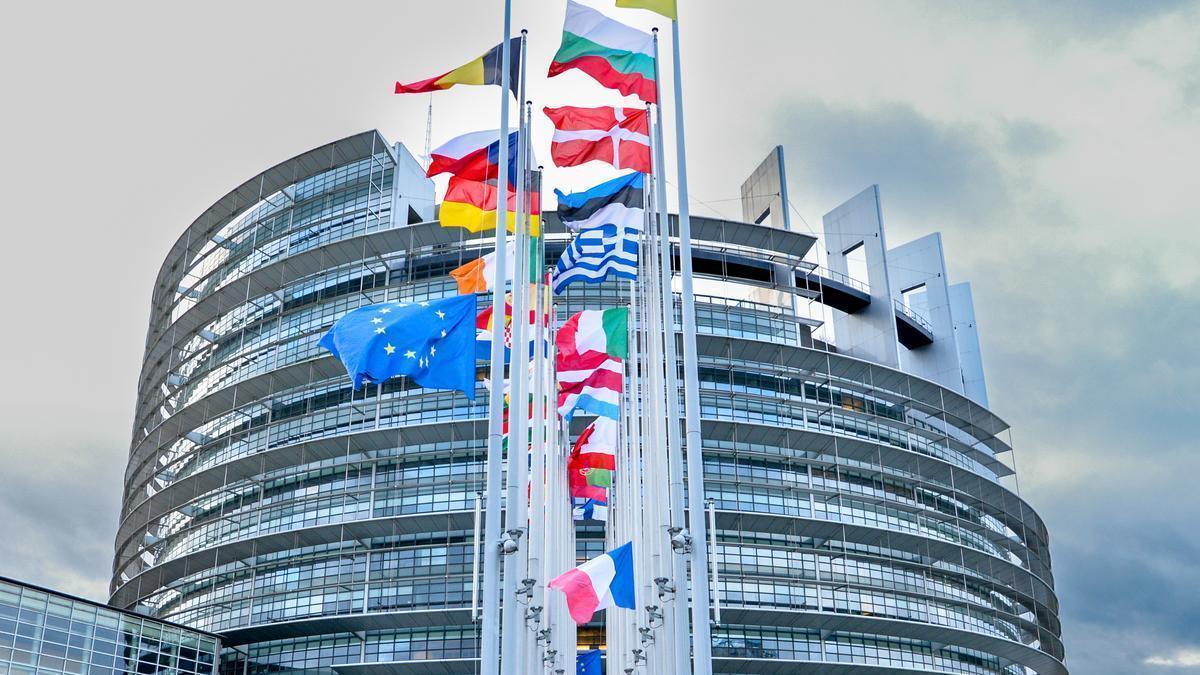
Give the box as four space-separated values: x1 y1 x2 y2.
521 28 528 35
652 27 659 33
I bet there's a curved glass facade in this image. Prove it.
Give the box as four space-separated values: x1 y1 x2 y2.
112 131 1066 675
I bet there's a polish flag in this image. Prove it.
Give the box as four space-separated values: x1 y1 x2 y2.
548 541 636 623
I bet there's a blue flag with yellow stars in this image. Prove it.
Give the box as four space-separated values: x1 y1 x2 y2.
319 295 477 398
576 650 601 675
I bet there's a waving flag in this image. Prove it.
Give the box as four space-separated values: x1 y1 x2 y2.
573 496 608 522
440 177 542 236
552 223 639 295
319 296 477 397
543 106 651 172
568 417 618 497
549 541 636 623
556 309 628 421
556 172 645 233
615 0 676 19
427 130 519 186
558 308 629 361
576 649 603 675
558 351 623 421
450 237 540 295
395 38 521 97
549 1 657 103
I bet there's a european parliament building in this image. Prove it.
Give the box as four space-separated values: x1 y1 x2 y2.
111 131 1067 675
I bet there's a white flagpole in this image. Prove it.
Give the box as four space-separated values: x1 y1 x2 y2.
650 28 691 675
670 16 714 675
524 155 543 670
481 3 513 674
502 28 531 675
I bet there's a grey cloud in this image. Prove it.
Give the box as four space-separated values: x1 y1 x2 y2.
767 97 1022 244
767 96 1200 674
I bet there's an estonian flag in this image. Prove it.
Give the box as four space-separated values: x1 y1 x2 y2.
555 172 645 233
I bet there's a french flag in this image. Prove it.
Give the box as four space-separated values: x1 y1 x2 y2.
549 541 636 623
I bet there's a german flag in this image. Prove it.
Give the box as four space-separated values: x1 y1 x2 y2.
440 177 541 236
395 38 521 97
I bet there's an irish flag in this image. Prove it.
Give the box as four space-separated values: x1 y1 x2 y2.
549 0 657 103
549 541 636 623
450 238 539 295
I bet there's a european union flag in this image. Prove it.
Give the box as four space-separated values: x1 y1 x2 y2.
319 295 477 399
576 649 602 675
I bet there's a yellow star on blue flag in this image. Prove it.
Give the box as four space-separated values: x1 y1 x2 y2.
319 295 477 398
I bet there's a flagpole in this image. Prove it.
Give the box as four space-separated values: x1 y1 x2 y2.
669 16 714 675
501 27 531 675
480 2 513 674
650 28 691 675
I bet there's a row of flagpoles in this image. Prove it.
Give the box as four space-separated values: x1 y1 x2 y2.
322 1 712 674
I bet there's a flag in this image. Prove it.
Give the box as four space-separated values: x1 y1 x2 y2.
543 106 651 172
395 38 521 97
573 496 608 522
552 223 639 295
557 308 629 361
440 177 542 236
568 417 618 497
427 130 520 186
557 351 623 421
556 172 645 233
476 288 543 360
450 237 539 295
318 296 477 398
615 0 676 19
577 650 603 675
549 0 657 103
548 541 636 623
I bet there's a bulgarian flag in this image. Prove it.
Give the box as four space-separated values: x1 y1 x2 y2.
549 541 636 623
440 177 542 236
395 38 521 97
549 1 657 103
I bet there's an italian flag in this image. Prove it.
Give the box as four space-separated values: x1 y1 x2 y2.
548 0 657 103
557 308 629 362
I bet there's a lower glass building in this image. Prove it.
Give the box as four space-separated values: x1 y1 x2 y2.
110 131 1067 674
0 578 218 675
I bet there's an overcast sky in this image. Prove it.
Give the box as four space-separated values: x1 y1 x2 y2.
1 1 1197 673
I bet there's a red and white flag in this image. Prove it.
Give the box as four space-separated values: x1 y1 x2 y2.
542 106 651 173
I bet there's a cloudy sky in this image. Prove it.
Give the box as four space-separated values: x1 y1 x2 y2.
1 1 1197 673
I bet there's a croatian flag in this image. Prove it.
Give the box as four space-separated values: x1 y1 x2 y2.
549 542 636 623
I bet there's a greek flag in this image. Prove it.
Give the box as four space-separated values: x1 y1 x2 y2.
552 223 639 295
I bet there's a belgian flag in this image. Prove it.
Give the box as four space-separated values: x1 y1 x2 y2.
394 38 521 97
